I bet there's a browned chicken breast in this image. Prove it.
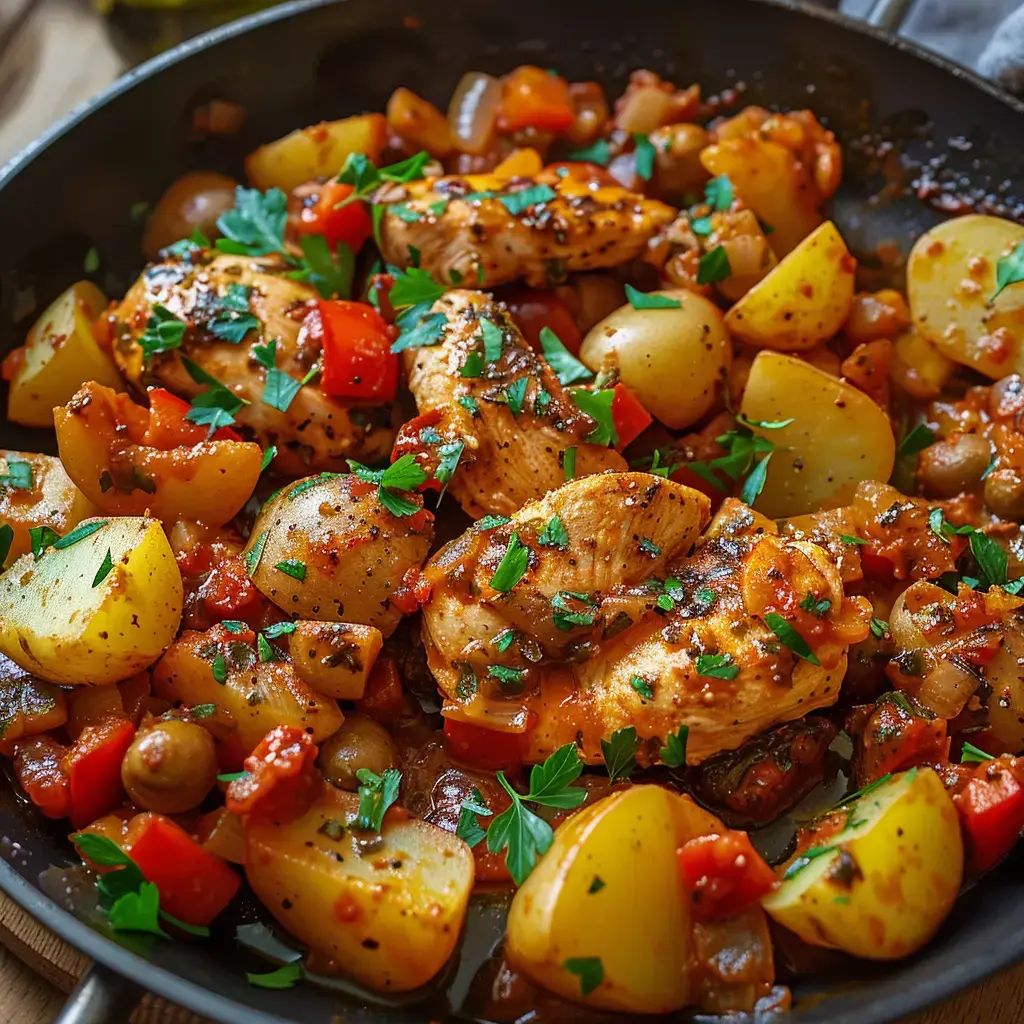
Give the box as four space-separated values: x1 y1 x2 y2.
421 484 872 765
110 251 395 473
399 289 625 518
376 170 675 288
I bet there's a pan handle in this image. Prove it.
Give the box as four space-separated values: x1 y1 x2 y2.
53 962 143 1024
864 0 915 33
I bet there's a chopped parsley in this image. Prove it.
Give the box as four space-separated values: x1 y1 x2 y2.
624 283 682 310
504 377 529 416
246 962 303 990
348 453 428 518
54 520 107 550
783 844 839 880
435 440 465 499
500 184 558 216
704 175 734 211
564 957 604 997
551 590 598 632
488 665 526 691
562 446 577 480
588 875 606 894
961 741 995 763
897 422 935 456
638 537 661 556
870 617 889 639
799 592 832 618
764 613 820 665
600 726 637 783
245 531 268 577
455 789 492 847
632 133 656 181
480 318 504 362
537 515 569 550
211 653 227 683
493 629 517 653
139 304 187 360
539 326 592 385
181 357 248 433
355 767 402 832
695 652 739 681
0 456 32 491
696 245 731 285
457 395 480 416
569 388 617 446
660 724 688 768
92 548 114 588
490 532 531 593
566 139 611 166
630 675 654 700
208 283 260 344
256 632 279 662
991 241 1024 303
274 559 306 582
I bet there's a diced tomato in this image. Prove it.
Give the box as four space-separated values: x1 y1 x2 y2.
496 66 575 134
197 554 266 628
225 725 319 825
144 388 241 447
294 181 374 253
860 547 897 585
64 718 136 829
851 693 950 786
356 653 410 724
304 301 398 402
676 830 777 920
951 756 1024 876
611 383 652 451
125 813 241 927
13 736 72 820
504 287 583 356
443 718 528 773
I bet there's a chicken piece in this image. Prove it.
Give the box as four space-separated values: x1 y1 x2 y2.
110 252 395 474
376 170 675 288
400 289 625 518
424 489 872 766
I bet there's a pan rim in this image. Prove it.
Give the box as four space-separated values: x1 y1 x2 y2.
1 0 1023 1021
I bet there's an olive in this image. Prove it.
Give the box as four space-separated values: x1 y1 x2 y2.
917 433 991 497
142 171 238 260
985 467 1024 521
121 719 217 814
317 714 398 792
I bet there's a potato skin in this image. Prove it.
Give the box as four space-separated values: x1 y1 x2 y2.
243 474 432 635
762 768 963 960
724 221 856 351
0 517 183 686
244 782 473 992
579 290 731 430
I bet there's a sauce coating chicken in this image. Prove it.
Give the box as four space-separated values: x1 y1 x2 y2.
377 169 675 288
110 252 395 473
399 289 625 518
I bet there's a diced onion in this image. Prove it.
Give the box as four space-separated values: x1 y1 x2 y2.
447 72 502 155
614 87 673 134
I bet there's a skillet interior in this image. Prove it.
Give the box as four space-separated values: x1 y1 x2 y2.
1 1 1024 1021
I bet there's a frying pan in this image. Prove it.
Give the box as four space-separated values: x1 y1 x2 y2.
2 0 1024 1021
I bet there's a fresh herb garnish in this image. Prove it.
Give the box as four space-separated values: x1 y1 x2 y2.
257 632 279 662
181 357 248 433
898 422 935 456
0 456 32 491
216 186 289 256
631 675 654 699
660 724 688 768
246 962 303 990
348 453 429 518
697 245 731 285
139 304 187 360
208 283 261 344
638 538 661 556
83 247 100 274
274 559 306 582
632 133 656 181
566 139 611 166
504 377 529 416
488 665 526 691
456 788 492 847
211 653 227 683
54 520 107 550
92 548 114 588
704 175 734 212
539 326 592 385
480 318 504 363
355 767 402 832
764 613 820 665
435 440 465 499
601 726 637 783
961 741 995 764
500 184 558 216
563 446 577 481
695 652 739 681
564 957 603 997
552 590 598 632
840 534 868 545
490 532 531 593
799 592 832 618
569 388 617 447
537 515 569 550
624 284 681 310
0 524 13 566
783 844 838 880
991 241 1024 303
870 617 889 639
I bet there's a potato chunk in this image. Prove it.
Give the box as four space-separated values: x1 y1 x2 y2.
907 214 1024 379
724 221 856 351
244 783 473 992
6 282 123 427
740 351 895 517
762 768 963 959
0 517 182 686
289 622 382 700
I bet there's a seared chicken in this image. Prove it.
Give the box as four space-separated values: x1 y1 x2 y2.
111 252 395 473
401 289 625 518
377 170 675 288
422 484 872 765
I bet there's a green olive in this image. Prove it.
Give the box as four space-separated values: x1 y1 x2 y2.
121 719 217 814
317 714 398 791
917 434 990 497
985 468 1024 521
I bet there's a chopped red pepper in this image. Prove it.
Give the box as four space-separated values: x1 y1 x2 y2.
294 181 374 253
304 301 398 402
860 548 897 585
443 718 529 773
144 388 242 447
13 735 72 820
504 287 583 357
676 830 777 920
951 755 1024 875
850 693 950 786
225 725 319 825
196 554 267 628
496 66 575 134
611 383 653 451
356 652 410 724
125 813 241 927
63 718 136 829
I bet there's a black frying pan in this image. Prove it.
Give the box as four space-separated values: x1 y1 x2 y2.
2 0 1024 1021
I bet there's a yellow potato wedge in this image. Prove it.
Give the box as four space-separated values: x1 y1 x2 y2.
0 451 96 567
288 621 382 700
740 351 895 517
579 291 731 430
762 767 963 960
907 214 1024 379
889 328 957 400
506 786 722 1014
6 282 123 428
152 626 343 754
724 221 856 351
0 517 183 686
244 782 473 992
245 114 387 192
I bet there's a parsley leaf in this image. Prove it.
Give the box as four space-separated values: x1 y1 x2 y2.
480 318 504 362
697 245 731 285
870 616 889 638
961 741 995 763
216 186 288 256
490 532 531 593
566 139 611 166
970 531 1009 588
436 440 465 498
274 559 306 582
208 283 260 344
488 665 526 691
348 454 428 518
54 521 107 550
898 422 936 456
247 962 303 990
783 844 839 880
600 726 637 783
740 450 772 505
563 446 577 480
632 133 656 181
588 876 606 894
477 515 510 529
840 534 868 545
139 304 187 360
107 880 167 938
695 652 739 680
181 357 248 433
500 184 557 216
456 788 492 847
800 592 832 618
551 590 598 632
504 377 529 416
569 388 617 446
0 455 32 491
391 305 448 353
298 235 354 300
631 675 654 699
92 548 114 588
623 284 681 310
487 776 554 886
660 724 688 767
764 612 820 665
704 175 734 211
355 767 402 831
389 266 446 309
525 742 587 807
0 524 13 566
539 326 592 385
538 514 569 550
991 241 1024 303
564 957 603 997
211 653 227 683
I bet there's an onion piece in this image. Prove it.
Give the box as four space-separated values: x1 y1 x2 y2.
614 86 673 134
447 72 502 155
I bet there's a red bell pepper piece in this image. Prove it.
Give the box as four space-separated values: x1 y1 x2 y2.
356 652 410 724
197 554 267 628
225 725 319 825
496 66 575 133
951 756 1024 875
676 830 777 920
443 718 529 773
294 181 373 253
504 287 583 357
64 718 136 829
304 300 398 402
611 383 652 451
851 693 950 786
125 813 241 927
860 547 897 585
13 735 72 820
144 388 241 447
